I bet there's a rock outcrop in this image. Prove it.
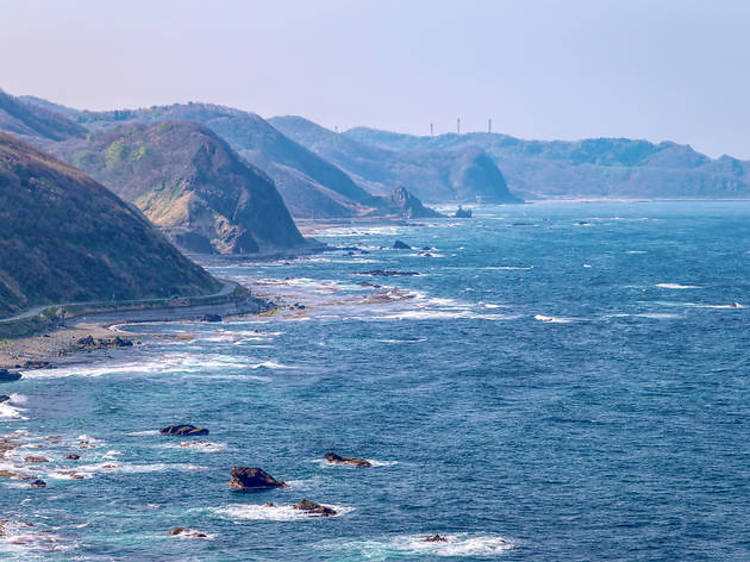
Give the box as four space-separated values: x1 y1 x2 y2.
387 185 443 218
0 369 21 382
228 467 288 490
324 452 372 467
169 527 208 538
76 335 133 350
159 424 209 437
293 499 337 517
454 206 472 218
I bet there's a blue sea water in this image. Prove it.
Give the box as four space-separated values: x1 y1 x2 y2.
1 201 749 560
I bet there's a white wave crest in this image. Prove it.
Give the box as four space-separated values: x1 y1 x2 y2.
655 283 701 289
213 503 353 521
534 314 579 324
319 533 514 558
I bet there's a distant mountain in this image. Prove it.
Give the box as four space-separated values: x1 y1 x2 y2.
0 132 219 318
50 121 308 255
73 103 385 218
345 128 750 200
0 90 86 143
19 95 82 118
269 116 522 204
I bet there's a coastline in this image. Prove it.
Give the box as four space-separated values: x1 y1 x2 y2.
0 283 274 371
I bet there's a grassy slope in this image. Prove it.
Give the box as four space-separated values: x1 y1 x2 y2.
0 132 220 318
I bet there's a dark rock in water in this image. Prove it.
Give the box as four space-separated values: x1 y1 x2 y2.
159 424 209 437
229 467 288 490
21 360 54 369
424 534 448 542
454 206 472 218
293 499 337 517
30 479 46 489
66 454 81 460
76 335 133 350
24 456 49 463
168 527 207 538
76 335 95 347
200 314 222 322
0 369 21 383
356 281 382 288
356 270 419 277
325 452 372 467
264 502 275 507
393 239 412 250
0 395 9 403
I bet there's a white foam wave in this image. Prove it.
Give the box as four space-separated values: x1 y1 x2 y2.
72 462 206 475
21 353 254 379
309 457 398 468
639 313 683 319
213 503 353 521
534 314 579 324
320 533 514 557
0 521 74 554
480 266 533 271
164 441 227 453
127 430 160 436
0 402 26 420
249 360 293 370
655 283 701 290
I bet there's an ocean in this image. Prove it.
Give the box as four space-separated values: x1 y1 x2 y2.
1 201 749 560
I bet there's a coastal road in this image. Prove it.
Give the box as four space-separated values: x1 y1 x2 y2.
0 280 239 324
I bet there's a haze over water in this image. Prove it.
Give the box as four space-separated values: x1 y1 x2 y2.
2 201 748 560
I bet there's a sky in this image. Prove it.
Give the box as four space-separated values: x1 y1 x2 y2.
1 0 749 158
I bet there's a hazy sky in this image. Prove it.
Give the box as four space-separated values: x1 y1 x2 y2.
2 0 749 158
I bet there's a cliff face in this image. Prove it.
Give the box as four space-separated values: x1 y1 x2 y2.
51 121 307 255
388 186 444 218
0 133 219 318
270 116 523 203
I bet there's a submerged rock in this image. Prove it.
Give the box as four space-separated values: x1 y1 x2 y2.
66 454 81 460
0 395 9 403
228 467 288 490
424 534 448 542
356 270 419 277
24 456 49 463
393 239 412 250
200 314 223 322
169 527 208 538
29 479 46 488
293 499 337 517
0 369 22 383
325 452 372 467
159 424 209 436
